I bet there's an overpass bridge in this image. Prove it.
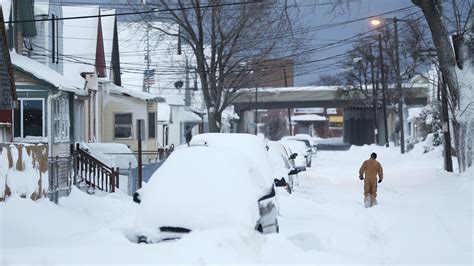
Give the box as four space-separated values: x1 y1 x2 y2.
232 83 431 137
232 84 430 111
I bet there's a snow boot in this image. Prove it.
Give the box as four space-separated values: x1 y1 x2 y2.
364 196 372 208
371 199 378 207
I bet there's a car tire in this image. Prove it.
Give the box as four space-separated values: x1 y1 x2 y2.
256 224 263 233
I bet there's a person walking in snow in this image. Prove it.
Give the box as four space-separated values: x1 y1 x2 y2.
359 152 384 208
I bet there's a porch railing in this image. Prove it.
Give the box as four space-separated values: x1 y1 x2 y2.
75 143 119 192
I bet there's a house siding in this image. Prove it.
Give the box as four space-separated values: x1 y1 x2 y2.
146 101 157 151
102 94 149 152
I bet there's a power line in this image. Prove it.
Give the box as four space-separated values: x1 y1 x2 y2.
6 1 258 23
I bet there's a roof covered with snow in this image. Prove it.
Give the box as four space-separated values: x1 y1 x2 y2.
10 51 84 92
179 110 202 123
107 83 163 101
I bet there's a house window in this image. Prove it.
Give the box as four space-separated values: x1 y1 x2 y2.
14 99 45 138
148 112 156 139
52 97 70 142
114 113 133 139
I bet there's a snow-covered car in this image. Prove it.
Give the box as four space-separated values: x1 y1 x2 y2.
132 144 278 243
281 134 318 158
191 134 280 226
280 140 310 171
268 141 299 191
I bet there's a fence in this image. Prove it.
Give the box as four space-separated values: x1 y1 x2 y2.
0 144 49 201
48 156 73 204
105 148 171 195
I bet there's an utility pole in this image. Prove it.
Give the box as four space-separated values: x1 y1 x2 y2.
283 68 292 135
184 56 191 108
394 17 405 153
137 120 143 189
254 86 258 135
378 33 389 147
369 43 378 145
144 23 151 93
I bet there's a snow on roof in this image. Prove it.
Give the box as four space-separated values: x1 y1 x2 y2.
1 0 11 29
261 86 342 92
10 51 84 92
157 103 171 123
179 110 202 123
62 5 99 80
108 83 161 101
292 114 327 122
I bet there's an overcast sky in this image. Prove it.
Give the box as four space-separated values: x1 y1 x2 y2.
62 0 420 86
295 0 416 85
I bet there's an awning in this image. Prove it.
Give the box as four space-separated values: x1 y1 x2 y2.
292 114 327 122
179 110 202 123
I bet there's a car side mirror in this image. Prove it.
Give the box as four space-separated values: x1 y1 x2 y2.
274 177 287 187
288 169 299 175
289 153 297 160
133 191 141 204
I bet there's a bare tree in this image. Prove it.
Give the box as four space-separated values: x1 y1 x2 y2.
411 0 471 172
313 73 343 86
335 18 431 105
134 0 302 132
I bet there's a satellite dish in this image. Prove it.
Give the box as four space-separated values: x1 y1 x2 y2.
174 81 184 89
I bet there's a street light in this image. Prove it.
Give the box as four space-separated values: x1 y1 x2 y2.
370 18 381 27
370 17 405 153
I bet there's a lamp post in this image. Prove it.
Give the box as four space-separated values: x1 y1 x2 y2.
368 43 379 145
371 17 405 152
377 33 390 147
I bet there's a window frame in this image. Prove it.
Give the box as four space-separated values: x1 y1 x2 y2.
14 98 46 139
52 97 70 142
114 112 133 139
148 112 156 139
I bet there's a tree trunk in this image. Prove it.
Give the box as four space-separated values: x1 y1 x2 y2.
207 108 221 133
411 0 466 172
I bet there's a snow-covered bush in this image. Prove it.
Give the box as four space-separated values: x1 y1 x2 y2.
415 102 443 147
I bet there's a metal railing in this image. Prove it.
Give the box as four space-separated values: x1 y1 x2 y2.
75 143 119 192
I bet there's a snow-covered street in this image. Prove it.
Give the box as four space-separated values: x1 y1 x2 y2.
1 144 472 265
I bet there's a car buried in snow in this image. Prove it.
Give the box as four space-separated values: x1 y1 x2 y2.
267 141 300 192
281 134 317 158
280 140 310 171
132 137 279 243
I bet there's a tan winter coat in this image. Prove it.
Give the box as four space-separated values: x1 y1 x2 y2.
359 158 383 181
